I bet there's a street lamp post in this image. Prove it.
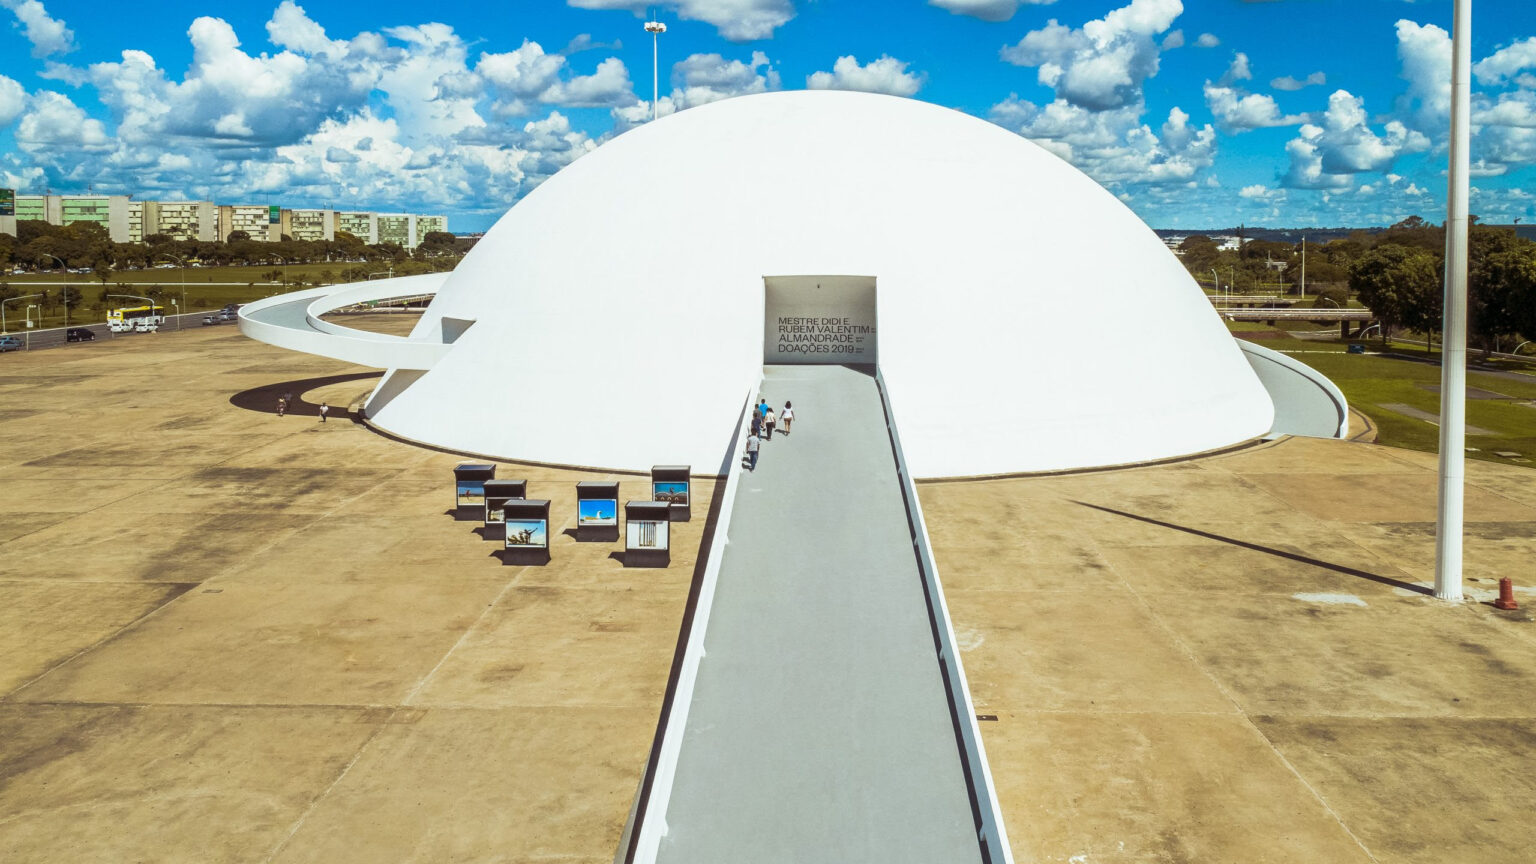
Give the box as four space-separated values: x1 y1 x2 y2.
157 254 188 330
1209 268 1219 296
1228 265 1235 300
2 293 43 335
26 303 40 350
645 19 667 121
41 254 68 328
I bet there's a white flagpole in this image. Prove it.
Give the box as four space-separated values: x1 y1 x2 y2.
1434 0 1471 602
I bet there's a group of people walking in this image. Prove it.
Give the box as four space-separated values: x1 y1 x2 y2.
743 398 794 471
274 391 330 422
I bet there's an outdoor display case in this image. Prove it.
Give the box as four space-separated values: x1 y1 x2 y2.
453 463 496 510
624 500 671 568
482 479 528 531
651 465 692 522
575 481 620 542
501 498 551 565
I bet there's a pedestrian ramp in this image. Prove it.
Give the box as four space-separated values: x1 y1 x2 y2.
624 364 1010 863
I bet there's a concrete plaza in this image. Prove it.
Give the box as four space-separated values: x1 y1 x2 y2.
1 320 1534 863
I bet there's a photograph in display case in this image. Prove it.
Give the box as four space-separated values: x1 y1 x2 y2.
578 498 618 527
504 520 548 548
626 518 670 550
485 502 506 524
456 481 485 506
652 481 689 506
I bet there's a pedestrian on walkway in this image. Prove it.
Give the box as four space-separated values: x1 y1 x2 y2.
757 398 769 420
780 401 794 435
764 406 776 440
276 396 287 417
750 410 762 439
744 432 760 471
319 402 329 423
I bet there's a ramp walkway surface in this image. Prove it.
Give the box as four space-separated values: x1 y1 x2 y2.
654 364 984 863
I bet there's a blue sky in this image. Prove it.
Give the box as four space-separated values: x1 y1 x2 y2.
0 0 1532 232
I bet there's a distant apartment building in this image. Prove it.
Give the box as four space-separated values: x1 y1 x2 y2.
3 190 444 249
0 188 14 237
282 209 334 243
11 194 131 241
218 204 281 242
143 200 218 242
416 214 447 238
376 213 412 248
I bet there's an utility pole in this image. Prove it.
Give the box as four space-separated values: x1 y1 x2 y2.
645 19 667 121
1435 0 1471 602
1300 237 1306 300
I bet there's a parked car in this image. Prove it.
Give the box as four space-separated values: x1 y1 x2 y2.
218 310 237 321
66 327 96 342
202 315 220 325
0 335 21 352
134 320 159 333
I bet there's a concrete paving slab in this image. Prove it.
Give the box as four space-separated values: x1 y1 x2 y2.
410 584 686 709
0 582 194 694
12 580 509 705
0 704 380 864
983 713 1376 864
1243 471 1536 523
267 706 655 864
1148 591 1536 717
1258 716 1536 864
946 590 1234 715
0 511 317 582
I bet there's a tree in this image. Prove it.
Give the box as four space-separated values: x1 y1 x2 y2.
1350 244 1442 341
227 230 251 243
1468 230 1536 352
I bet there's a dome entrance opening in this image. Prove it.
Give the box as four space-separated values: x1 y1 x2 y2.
763 275 878 365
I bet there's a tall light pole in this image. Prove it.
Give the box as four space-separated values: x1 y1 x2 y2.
1435 0 1472 602
1210 268 1219 296
1299 237 1306 300
2 293 43 334
158 254 187 330
41 254 68 327
645 19 667 121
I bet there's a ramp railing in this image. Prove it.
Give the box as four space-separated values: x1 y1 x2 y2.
874 367 1015 864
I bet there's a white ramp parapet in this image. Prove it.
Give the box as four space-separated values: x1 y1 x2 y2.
237 273 453 370
1237 340 1350 439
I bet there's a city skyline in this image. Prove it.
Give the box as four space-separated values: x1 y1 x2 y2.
0 0 1532 232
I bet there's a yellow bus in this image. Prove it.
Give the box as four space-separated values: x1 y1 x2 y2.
106 305 165 332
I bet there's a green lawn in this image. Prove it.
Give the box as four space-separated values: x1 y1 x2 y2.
1240 327 1536 467
1 264 409 328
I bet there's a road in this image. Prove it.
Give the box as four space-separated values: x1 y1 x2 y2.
0 312 232 352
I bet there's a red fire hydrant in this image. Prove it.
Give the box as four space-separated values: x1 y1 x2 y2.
1494 577 1519 610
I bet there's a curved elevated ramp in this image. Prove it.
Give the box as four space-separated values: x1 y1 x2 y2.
237 273 452 370
1237 339 1350 439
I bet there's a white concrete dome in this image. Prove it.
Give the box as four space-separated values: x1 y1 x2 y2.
365 90 1275 477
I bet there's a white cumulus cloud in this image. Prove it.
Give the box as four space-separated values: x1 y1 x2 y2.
928 0 1057 23
1 0 74 58
1271 71 1326 91
1282 90 1430 189
565 0 795 42
1000 0 1183 111
806 55 922 97
0 73 25 127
